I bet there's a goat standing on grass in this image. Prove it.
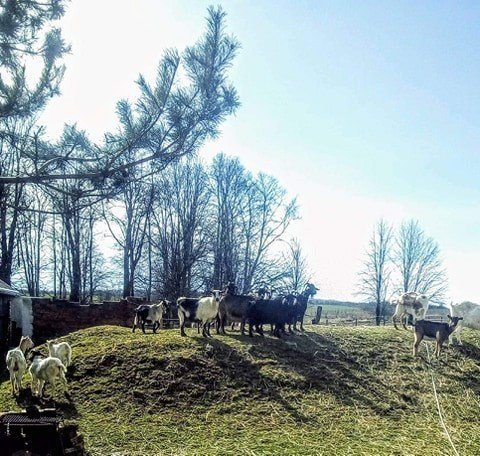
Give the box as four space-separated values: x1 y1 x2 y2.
132 301 166 334
47 340 72 368
413 316 463 358
29 351 68 398
6 336 34 395
448 301 480 345
178 290 222 337
293 283 318 331
392 292 429 330
218 283 255 336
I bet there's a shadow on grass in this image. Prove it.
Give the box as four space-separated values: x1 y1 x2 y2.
12 388 78 419
186 329 412 419
440 342 480 396
455 342 480 362
61 325 463 425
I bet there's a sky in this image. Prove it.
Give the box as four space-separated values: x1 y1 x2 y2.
39 0 480 303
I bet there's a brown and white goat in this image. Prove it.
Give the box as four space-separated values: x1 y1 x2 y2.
392 292 429 330
413 315 463 358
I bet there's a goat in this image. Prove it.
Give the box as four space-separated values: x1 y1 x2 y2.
6 336 34 395
29 351 68 398
246 296 295 338
449 301 480 345
392 292 429 330
282 293 300 333
177 290 222 337
413 316 463 358
256 286 272 299
293 283 318 331
132 301 166 334
47 340 72 368
218 284 255 336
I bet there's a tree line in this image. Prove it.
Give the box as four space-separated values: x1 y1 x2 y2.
0 2 312 301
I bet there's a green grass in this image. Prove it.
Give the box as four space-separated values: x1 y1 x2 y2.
1 325 480 455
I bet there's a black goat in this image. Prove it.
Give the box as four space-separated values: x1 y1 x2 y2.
246 297 292 338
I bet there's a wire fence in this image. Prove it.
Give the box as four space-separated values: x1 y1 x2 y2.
305 305 450 328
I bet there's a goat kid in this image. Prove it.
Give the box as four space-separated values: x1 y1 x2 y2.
29 351 68 398
47 340 72 368
413 316 463 358
6 336 34 395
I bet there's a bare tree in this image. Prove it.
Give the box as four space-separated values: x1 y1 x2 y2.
103 162 154 298
150 160 211 299
278 238 311 293
0 117 41 283
394 219 447 303
209 154 247 289
358 219 394 325
239 172 298 292
17 188 48 295
209 154 298 293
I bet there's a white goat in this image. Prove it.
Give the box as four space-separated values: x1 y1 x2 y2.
178 290 222 337
5 336 34 395
392 292 429 330
47 340 72 368
29 354 68 397
449 301 480 345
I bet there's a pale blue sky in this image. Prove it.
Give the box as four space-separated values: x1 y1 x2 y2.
40 1 480 302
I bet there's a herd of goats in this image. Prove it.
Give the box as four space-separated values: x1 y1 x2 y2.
132 282 320 338
4 285 480 399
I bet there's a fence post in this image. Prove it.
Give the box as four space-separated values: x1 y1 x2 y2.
325 317 329 326
355 318 358 326
313 305 323 325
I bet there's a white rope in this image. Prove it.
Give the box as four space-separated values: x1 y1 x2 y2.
425 343 460 456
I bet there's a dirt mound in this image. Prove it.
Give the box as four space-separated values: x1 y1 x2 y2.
61 326 422 416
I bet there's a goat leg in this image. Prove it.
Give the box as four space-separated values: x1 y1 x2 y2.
240 320 246 336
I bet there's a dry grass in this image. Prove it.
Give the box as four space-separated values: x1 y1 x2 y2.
1 324 479 455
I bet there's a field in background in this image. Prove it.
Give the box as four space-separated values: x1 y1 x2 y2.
308 301 450 326
307 300 380 325
1 325 479 455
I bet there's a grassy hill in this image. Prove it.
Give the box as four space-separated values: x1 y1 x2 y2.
1 325 480 455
